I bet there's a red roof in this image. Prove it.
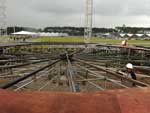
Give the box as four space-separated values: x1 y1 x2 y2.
0 88 150 113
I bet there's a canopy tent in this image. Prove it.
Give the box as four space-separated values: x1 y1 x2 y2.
11 31 68 37
127 34 133 37
11 31 38 36
146 34 150 37
38 32 68 37
120 34 126 37
39 32 59 37
136 34 144 37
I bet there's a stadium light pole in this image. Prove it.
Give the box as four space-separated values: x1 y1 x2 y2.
84 0 93 43
0 0 7 36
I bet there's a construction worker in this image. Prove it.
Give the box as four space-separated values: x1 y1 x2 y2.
126 63 137 86
121 39 128 46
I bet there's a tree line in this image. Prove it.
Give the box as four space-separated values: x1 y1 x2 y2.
6 26 150 36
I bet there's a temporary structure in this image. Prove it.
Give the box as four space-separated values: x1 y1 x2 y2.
11 31 38 36
38 32 68 37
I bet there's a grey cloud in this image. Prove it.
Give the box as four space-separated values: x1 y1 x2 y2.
5 0 150 28
28 0 84 15
94 0 150 16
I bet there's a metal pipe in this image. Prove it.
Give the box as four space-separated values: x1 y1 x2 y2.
14 74 44 91
0 58 49 63
76 78 105 82
107 79 129 88
66 53 77 92
96 44 150 52
0 59 49 69
0 59 61 89
77 75 104 90
76 64 129 88
74 58 149 87
38 75 59 91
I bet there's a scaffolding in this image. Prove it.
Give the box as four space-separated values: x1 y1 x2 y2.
0 43 149 92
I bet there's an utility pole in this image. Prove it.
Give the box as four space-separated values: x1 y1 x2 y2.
84 0 93 43
0 0 7 36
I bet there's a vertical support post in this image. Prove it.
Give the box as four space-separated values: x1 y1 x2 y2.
82 70 88 85
104 78 107 89
141 51 144 66
58 62 63 86
128 49 131 61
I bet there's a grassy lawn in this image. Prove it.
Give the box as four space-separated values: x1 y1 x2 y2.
0 36 9 42
32 36 150 46
0 36 149 46
32 37 84 43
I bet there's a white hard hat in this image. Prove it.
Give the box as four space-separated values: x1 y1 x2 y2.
126 63 133 69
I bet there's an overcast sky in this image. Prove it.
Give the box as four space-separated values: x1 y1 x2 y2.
6 0 150 28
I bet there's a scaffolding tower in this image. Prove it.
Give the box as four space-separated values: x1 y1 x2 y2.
0 0 7 36
84 0 93 43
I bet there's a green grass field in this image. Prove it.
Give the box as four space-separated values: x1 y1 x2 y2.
0 36 150 46
32 36 150 46
0 36 9 42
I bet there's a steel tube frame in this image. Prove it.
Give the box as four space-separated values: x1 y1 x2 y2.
74 58 149 87
76 64 129 88
15 67 55 91
0 59 49 70
38 75 59 91
14 74 45 91
66 53 77 92
0 59 61 89
77 75 105 91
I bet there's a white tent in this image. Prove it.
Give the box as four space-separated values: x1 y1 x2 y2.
120 34 126 37
11 31 38 36
127 34 133 37
38 32 57 36
146 34 150 37
136 34 144 37
12 31 68 37
38 32 68 37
